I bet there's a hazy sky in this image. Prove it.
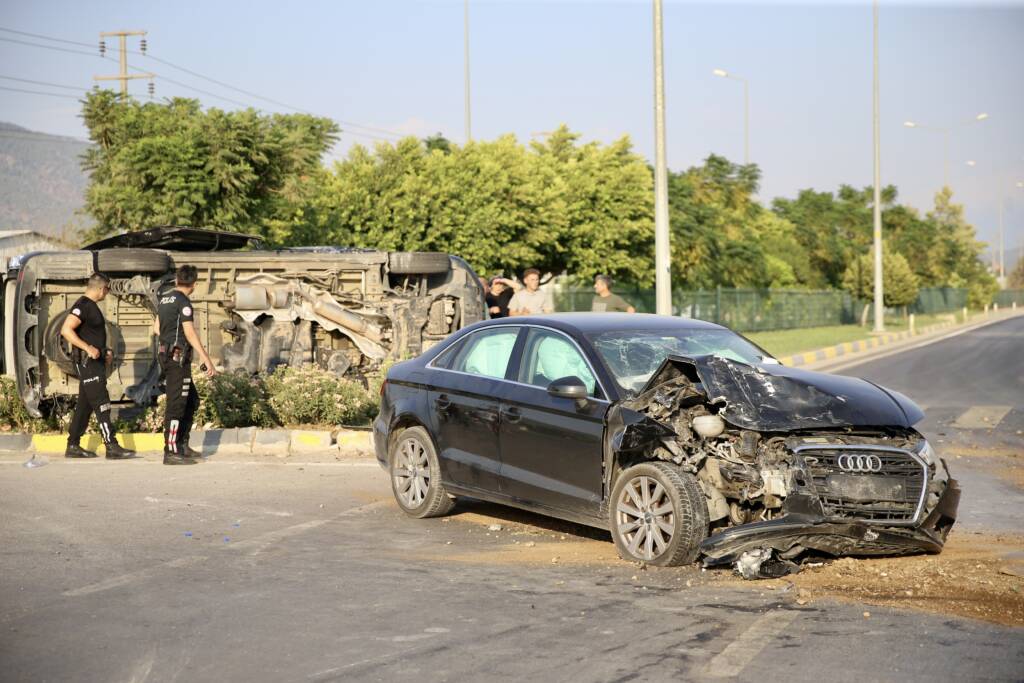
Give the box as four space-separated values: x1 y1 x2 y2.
1 0 1022 253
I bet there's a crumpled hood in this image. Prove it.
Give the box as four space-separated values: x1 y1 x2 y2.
639 355 924 432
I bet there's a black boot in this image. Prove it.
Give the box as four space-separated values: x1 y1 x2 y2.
163 450 198 465
105 441 137 460
65 443 98 459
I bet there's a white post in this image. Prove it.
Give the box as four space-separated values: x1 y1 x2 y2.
909 313 915 335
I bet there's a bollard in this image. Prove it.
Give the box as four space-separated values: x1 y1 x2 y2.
962 306 968 323
994 303 999 313
909 313 915 335
984 304 990 315
1014 301 1018 310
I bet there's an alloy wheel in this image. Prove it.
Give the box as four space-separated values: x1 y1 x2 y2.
394 437 431 508
615 475 675 561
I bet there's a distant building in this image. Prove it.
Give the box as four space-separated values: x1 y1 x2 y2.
0 230 66 272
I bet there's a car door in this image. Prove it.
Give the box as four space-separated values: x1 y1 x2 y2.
498 327 608 518
428 326 522 493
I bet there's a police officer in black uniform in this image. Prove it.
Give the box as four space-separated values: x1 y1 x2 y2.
60 273 135 459
155 265 217 465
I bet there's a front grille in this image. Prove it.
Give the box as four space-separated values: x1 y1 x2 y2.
797 446 927 525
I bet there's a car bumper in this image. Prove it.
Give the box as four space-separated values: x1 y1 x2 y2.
701 475 961 565
372 414 388 469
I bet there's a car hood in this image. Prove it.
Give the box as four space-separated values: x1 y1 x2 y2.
638 354 924 431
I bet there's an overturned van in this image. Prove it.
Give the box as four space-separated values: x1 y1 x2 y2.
1 227 485 417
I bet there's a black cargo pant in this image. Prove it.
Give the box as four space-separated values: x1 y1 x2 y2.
68 355 116 446
161 350 199 455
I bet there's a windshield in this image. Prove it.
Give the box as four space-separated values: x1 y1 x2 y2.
588 328 772 395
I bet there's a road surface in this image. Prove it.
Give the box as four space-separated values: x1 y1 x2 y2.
0 316 1021 682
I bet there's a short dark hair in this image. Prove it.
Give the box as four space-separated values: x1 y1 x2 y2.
176 265 199 286
523 268 540 279
87 272 110 290
594 274 613 287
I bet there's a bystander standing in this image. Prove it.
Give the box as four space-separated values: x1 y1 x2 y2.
591 274 635 313
508 269 554 316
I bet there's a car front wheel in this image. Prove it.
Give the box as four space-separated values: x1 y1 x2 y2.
389 426 454 518
610 462 709 566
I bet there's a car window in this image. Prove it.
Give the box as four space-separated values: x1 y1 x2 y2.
449 328 519 379
518 328 598 397
431 337 466 369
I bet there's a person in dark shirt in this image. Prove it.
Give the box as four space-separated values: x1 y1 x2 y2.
485 277 516 318
154 265 218 465
591 274 636 313
60 273 135 459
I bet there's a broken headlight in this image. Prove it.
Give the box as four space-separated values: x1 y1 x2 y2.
916 439 936 467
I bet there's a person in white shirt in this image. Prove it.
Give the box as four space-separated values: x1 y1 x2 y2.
508 268 554 316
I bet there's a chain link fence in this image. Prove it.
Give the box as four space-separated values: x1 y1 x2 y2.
553 286 968 332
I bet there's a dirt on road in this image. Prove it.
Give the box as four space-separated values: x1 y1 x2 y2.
430 505 1024 628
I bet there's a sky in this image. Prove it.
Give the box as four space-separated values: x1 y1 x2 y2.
1 0 1022 258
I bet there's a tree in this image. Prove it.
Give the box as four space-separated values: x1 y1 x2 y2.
1010 257 1024 289
80 90 338 242
842 247 920 314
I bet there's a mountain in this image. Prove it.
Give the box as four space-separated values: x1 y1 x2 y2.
0 122 92 239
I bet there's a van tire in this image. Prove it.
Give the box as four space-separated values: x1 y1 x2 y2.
388 252 451 275
96 249 172 275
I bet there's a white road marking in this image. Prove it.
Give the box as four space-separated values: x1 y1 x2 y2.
63 555 208 597
953 405 1013 430
704 609 799 678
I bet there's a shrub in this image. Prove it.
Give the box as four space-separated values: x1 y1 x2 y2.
264 365 378 427
0 377 51 433
193 371 275 429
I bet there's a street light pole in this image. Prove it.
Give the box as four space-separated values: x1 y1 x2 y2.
903 113 987 190
712 68 750 164
872 0 884 333
653 0 671 315
464 0 472 143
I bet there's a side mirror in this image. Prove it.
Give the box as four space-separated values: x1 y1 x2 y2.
547 376 589 407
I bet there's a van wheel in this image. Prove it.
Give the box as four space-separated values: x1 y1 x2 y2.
42 311 121 378
610 462 709 566
388 252 451 275
96 249 171 275
389 426 454 518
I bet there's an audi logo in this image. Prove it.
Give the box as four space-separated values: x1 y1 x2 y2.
837 453 883 473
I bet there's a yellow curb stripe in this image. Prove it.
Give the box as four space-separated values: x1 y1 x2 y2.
801 352 816 365
32 433 164 454
823 347 837 359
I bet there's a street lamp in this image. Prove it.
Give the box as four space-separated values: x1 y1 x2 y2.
903 112 989 188
711 68 750 164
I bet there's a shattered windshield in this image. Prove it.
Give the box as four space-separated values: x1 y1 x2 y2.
588 328 770 395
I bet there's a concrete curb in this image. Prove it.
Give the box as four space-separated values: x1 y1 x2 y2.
3 427 372 457
777 309 1023 370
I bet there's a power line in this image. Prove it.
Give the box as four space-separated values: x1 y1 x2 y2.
0 74 90 91
0 26 94 48
0 26 409 141
0 84 81 100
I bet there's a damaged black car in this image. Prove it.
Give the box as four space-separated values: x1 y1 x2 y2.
374 314 960 576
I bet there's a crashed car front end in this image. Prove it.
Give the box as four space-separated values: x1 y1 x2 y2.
608 354 960 578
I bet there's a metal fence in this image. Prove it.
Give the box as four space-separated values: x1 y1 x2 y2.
995 289 1024 307
554 286 969 332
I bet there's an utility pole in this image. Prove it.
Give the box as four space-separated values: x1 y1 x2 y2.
463 1 472 143
94 30 153 97
652 0 671 315
871 0 885 333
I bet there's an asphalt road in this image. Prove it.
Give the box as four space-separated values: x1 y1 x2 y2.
1 316 1022 683
835 314 1024 534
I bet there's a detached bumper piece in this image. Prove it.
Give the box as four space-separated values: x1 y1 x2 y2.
701 477 961 579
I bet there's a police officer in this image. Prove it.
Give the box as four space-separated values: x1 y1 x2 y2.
60 272 135 459
154 265 217 465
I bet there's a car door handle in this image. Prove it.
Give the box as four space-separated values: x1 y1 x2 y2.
502 407 521 424
435 396 452 412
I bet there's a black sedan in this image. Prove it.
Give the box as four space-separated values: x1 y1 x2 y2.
373 314 960 574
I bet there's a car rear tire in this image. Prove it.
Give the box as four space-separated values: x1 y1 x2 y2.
388 252 451 275
610 462 709 566
96 249 172 275
389 426 454 518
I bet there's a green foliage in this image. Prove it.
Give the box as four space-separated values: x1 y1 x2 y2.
264 366 378 426
1009 257 1024 289
80 91 338 241
0 377 49 432
192 371 275 429
304 125 653 283
841 248 920 307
